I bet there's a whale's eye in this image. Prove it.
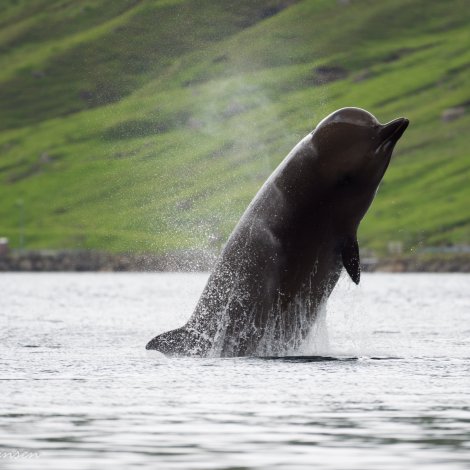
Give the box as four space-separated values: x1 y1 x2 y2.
338 173 354 187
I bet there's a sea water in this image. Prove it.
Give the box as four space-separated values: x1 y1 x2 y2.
0 272 469 469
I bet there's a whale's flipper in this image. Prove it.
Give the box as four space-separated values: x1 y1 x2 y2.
145 327 191 356
342 236 360 285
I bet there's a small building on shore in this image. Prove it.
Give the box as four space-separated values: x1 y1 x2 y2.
0 238 9 256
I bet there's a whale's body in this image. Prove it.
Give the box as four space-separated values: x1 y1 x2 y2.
146 108 409 357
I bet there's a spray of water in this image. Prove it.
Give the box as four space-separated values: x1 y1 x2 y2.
186 268 398 359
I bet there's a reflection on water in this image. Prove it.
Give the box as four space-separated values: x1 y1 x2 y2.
0 273 469 469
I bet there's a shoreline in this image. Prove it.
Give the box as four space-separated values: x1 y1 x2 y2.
0 249 216 273
362 255 470 273
0 250 469 273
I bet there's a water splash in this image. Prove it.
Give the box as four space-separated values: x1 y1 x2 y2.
297 301 330 356
193 264 339 358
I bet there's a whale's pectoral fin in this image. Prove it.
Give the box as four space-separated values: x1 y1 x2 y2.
342 236 360 284
145 326 191 356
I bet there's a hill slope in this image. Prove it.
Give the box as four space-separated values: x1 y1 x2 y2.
1 0 469 254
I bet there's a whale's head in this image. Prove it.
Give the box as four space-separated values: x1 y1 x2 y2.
311 107 409 222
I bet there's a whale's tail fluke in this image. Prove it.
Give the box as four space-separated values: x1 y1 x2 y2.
146 326 194 356
146 326 187 355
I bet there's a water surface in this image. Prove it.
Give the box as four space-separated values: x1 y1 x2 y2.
1 273 469 469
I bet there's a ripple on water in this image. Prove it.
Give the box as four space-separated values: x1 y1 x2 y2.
0 272 469 469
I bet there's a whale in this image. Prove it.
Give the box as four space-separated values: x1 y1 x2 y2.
146 107 409 357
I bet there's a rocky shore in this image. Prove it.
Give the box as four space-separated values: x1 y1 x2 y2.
362 254 470 273
0 249 216 272
0 250 469 273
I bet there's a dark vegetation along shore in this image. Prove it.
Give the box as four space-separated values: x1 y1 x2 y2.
0 0 469 264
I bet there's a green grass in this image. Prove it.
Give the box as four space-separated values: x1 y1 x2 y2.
0 0 469 254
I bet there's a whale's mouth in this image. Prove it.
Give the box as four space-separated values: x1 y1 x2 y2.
377 117 409 152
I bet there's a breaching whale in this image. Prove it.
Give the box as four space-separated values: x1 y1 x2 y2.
146 107 409 357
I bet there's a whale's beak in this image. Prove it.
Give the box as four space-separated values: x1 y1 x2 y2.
378 117 409 148
373 117 409 178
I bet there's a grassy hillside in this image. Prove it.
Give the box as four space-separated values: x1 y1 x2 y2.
1 0 469 255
